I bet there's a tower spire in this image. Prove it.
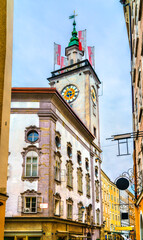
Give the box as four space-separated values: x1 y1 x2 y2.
68 11 79 47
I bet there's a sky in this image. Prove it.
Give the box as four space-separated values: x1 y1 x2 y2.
12 0 133 182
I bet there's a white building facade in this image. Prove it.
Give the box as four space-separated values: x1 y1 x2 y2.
5 21 102 240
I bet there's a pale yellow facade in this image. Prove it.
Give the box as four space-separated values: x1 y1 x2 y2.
101 170 121 239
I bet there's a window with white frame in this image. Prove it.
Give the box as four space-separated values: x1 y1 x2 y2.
25 151 38 177
54 193 63 216
24 196 37 213
18 190 43 214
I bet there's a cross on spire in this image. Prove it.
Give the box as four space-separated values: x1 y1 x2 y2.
69 10 78 22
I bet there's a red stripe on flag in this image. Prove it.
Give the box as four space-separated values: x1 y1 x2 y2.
56 45 61 65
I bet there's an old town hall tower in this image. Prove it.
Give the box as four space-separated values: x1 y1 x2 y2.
48 19 101 147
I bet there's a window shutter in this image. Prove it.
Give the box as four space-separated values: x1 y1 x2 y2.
17 195 23 213
60 200 64 216
37 196 43 213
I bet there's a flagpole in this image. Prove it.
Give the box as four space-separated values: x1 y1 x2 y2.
85 29 87 59
93 46 95 70
54 42 55 71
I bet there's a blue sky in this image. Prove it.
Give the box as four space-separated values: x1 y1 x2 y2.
12 0 133 181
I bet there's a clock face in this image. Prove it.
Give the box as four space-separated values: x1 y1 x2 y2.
91 86 97 103
61 85 79 103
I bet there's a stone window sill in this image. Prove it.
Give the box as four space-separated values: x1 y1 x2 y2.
55 179 61 184
22 176 39 182
78 190 83 195
67 185 73 191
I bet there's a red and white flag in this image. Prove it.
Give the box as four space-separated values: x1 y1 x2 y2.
61 56 67 69
54 43 61 65
87 46 95 68
78 30 86 51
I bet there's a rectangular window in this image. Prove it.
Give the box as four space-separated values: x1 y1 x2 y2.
55 161 61 181
96 211 100 225
67 203 72 219
78 207 83 221
24 197 37 213
26 157 37 177
54 199 60 216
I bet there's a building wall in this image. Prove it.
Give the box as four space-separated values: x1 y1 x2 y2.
122 1 143 239
5 92 102 239
0 0 14 238
101 170 121 235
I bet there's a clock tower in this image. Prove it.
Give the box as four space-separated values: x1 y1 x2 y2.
48 20 101 146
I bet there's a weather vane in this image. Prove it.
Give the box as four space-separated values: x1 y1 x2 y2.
69 10 78 21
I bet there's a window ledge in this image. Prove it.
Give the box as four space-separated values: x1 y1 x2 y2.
86 194 91 199
22 176 39 182
55 179 61 184
54 214 61 217
67 185 73 191
78 190 83 195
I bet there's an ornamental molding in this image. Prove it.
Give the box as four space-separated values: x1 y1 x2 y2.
21 145 42 158
54 192 61 199
21 189 41 196
38 109 58 123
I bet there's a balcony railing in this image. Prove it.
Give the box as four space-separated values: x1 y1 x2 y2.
51 60 89 77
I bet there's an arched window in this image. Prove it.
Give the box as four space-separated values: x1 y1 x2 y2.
21 145 41 181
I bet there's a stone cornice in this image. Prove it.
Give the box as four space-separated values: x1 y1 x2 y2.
38 109 58 123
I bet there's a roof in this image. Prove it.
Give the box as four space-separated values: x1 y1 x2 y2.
11 87 96 143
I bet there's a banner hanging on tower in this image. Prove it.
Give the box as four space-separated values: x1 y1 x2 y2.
54 43 61 66
87 46 95 68
61 56 67 69
78 30 86 52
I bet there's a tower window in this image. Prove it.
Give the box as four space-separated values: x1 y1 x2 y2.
70 59 73 65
